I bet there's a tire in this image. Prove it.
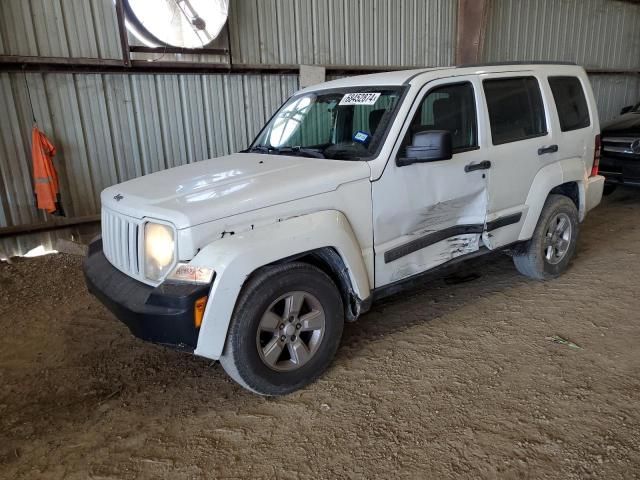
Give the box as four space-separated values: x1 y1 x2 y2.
220 262 344 396
513 194 579 280
603 183 617 196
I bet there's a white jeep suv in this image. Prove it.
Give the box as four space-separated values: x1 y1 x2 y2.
85 63 605 395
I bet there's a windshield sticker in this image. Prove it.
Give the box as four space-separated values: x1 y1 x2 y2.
353 131 370 144
339 92 381 106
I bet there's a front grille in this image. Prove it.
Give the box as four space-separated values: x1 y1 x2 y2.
102 208 141 277
602 136 639 155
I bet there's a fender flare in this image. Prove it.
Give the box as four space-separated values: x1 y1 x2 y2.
189 210 370 360
518 158 587 241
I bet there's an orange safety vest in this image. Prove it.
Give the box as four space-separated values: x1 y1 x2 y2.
31 126 60 214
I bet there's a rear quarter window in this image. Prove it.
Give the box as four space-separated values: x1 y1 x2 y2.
548 76 591 132
483 76 547 145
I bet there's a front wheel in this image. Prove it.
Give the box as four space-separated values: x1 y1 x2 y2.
513 194 579 280
220 262 344 396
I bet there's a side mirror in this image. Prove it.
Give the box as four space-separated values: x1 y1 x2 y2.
620 105 633 115
397 130 453 167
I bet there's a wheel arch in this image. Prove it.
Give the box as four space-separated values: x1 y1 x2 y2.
519 159 587 241
550 181 580 212
189 210 371 360
274 247 370 322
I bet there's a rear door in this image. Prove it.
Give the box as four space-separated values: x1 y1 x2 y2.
372 76 488 287
547 75 595 170
479 73 556 248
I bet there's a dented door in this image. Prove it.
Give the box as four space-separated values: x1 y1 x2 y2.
372 77 488 287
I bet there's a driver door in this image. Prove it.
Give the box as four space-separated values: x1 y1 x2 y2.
372 76 489 287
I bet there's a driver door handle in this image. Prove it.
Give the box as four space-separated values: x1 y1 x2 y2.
464 160 491 172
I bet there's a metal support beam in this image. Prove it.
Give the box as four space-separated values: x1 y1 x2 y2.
455 0 489 65
129 45 229 56
0 55 125 68
0 58 416 75
1 57 637 77
0 215 100 238
114 0 131 67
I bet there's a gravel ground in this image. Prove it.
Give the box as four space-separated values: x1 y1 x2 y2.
1 189 639 479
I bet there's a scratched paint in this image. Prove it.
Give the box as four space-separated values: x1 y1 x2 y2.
372 150 488 287
411 189 487 235
386 233 480 282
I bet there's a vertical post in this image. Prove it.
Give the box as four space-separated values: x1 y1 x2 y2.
455 0 489 65
225 23 233 68
115 0 131 67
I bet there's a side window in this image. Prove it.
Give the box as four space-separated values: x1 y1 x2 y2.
483 77 547 145
406 82 478 152
548 76 591 132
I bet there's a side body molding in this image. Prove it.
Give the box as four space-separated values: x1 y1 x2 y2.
190 210 371 360
518 157 587 241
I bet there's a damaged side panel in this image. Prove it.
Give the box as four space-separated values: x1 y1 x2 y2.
371 73 490 288
380 233 480 283
372 153 488 287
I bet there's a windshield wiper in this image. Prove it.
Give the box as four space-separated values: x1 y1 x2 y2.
276 146 325 159
244 145 272 154
244 145 325 158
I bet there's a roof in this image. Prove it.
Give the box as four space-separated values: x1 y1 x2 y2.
300 62 582 93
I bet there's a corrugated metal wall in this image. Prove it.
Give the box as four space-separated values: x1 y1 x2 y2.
483 0 640 70
482 0 640 121
0 0 459 237
590 74 640 122
0 72 298 228
2 0 640 248
0 0 458 65
0 0 122 59
228 0 457 66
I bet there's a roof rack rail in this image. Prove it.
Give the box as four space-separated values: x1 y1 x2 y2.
456 61 578 68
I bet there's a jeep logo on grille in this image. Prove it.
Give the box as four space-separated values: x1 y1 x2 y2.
113 194 124 202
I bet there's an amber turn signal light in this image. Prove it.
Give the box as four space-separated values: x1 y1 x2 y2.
194 296 208 328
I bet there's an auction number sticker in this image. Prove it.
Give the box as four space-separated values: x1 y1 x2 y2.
339 92 381 106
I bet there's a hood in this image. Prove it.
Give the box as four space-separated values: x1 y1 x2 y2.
102 153 371 229
602 112 640 136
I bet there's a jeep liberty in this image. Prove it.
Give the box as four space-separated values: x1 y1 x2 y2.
85 63 605 395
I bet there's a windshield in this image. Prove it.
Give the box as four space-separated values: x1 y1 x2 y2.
248 87 405 160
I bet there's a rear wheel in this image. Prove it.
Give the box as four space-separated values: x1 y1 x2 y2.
513 194 579 280
220 262 344 396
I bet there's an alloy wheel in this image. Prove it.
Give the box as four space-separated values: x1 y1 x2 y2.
256 291 326 372
544 212 572 265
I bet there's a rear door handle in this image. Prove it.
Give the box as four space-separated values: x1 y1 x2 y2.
464 160 491 172
538 144 558 155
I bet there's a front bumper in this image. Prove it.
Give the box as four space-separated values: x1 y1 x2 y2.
84 239 210 351
600 155 640 187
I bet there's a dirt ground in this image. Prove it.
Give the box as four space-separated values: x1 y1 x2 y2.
1 189 639 480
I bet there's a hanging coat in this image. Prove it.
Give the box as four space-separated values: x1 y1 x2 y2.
31 126 62 215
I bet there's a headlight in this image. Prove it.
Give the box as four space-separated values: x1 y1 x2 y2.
144 222 175 281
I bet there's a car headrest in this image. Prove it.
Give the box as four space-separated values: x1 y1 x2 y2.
369 109 386 134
